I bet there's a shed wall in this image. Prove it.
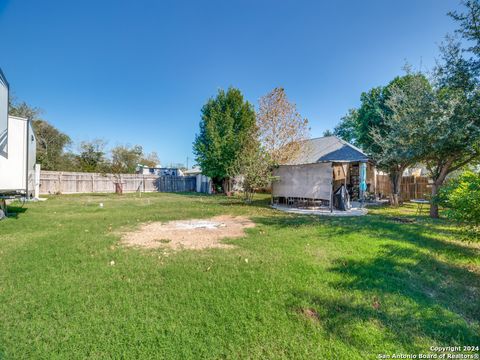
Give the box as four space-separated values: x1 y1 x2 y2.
272 163 333 200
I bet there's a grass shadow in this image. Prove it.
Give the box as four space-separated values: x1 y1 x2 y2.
274 210 480 351
254 212 480 260
3 204 28 219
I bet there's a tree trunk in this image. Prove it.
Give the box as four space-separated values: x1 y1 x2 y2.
428 161 452 219
430 183 440 218
222 178 232 195
390 170 403 206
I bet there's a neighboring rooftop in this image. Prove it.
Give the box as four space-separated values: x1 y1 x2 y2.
284 136 369 165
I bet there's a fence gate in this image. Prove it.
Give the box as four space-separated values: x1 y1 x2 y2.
155 176 196 192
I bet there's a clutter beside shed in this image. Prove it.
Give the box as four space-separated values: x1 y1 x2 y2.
272 136 376 213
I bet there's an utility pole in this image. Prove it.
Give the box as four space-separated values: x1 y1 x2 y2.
186 156 189 170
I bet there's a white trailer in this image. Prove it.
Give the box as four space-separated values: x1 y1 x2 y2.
0 116 36 197
0 69 37 199
0 68 8 158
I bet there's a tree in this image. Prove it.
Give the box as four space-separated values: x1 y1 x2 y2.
380 42 480 218
110 145 144 174
334 84 394 158
193 88 256 192
420 40 480 218
449 0 480 74
372 74 434 205
139 151 160 168
322 129 334 137
334 74 428 205
8 98 42 120
232 127 272 202
333 109 359 145
257 88 309 165
437 170 480 237
9 99 72 171
57 152 81 172
78 139 107 172
32 120 72 171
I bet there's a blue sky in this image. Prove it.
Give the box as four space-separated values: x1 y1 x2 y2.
0 0 460 167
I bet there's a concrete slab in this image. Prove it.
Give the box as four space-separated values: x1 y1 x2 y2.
272 204 368 216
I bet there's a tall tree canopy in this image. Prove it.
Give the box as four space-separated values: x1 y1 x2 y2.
8 99 42 120
110 145 144 174
334 74 429 205
257 87 309 165
139 151 160 168
372 74 435 205
32 120 72 171
333 109 358 145
9 99 72 171
78 139 108 173
449 0 480 74
420 40 480 217
193 88 256 191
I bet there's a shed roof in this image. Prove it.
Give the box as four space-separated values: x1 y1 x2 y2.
284 136 370 165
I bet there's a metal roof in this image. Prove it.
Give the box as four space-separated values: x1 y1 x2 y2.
284 136 370 165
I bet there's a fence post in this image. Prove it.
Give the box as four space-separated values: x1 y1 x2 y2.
414 177 417 200
58 172 63 194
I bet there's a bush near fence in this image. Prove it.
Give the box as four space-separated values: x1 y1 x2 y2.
39 171 197 194
376 174 431 201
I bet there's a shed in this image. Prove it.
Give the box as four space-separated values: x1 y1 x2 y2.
272 136 376 209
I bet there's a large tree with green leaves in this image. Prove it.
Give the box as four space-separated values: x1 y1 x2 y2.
232 127 272 202
334 74 429 205
421 40 480 218
110 145 144 174
9 99 72 171
32 120 72 171
449 0 480 75
372 73 435 206
78 139 108 172
193 88 256 192
370 40 480 218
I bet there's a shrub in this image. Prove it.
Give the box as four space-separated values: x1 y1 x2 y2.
437 171 480 238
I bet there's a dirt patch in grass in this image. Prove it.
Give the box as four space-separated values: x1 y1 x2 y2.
300 308 320 322
121 215 255 250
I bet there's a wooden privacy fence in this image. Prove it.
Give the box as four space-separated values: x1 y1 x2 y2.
155 176 196 192
39 171 198 194
376 175 431 201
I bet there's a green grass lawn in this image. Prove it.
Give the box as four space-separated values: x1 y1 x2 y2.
0 193 479 359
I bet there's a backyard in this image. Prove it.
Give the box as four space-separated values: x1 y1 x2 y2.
0 193 479 359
